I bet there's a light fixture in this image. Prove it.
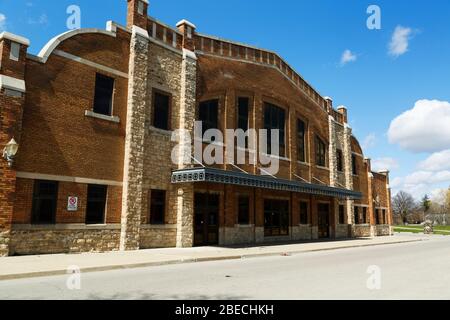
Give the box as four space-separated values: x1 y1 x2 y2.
3 138 19 167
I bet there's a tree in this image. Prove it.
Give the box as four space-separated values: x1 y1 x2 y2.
392 191 416 224
422 194 431 222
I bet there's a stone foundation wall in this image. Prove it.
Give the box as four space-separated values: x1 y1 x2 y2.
139 225 177 249
9 226 121 256
291 226 313 241
354 225 371 237
336 225 349 238
220 226 255 246
376 225 392 236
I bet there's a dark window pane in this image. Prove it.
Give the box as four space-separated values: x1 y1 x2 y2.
352 155 358 175
354 206 360 224
339 205 345 224
363 207 367 224
237 97 249 131
238 195 250 225
297 119 306 162
198 100 219 137
315 136 326 167
93 74 114 116
264 199 290 237
300 201 308 225
86 185 107 224
150 190 166 225
263 103 286 156
32 180 58 224
153 91 170 130
337 149 343 172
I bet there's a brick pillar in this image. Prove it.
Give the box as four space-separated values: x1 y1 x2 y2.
176 20 196 52
127 0 149 30
0 32 29 256
120 27 150 251
175 21 197 248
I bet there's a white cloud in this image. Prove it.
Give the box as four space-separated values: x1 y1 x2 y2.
0 13 6 31
418 149 450 171
340 49 357 66
388 99 450 153
372 157 399 172
362 133 376 149
389 25 413 57
392 170 450 199
28 13 49 26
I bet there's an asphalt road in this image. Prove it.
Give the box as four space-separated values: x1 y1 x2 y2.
1 235 450 300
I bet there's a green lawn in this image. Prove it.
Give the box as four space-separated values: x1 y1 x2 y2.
394 225 450 235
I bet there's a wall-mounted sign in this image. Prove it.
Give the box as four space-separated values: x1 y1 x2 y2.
67 196 78 212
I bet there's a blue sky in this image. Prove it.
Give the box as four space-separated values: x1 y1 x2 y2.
1 0 450 201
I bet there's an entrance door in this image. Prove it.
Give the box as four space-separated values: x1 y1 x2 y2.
318 203 330 239
194 193 219 246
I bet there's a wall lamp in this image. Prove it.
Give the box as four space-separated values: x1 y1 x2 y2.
3 138 19 167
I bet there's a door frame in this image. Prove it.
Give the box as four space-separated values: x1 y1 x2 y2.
194 192 220 246
317 202 331 239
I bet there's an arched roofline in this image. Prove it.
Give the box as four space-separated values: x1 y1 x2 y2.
34 23 119 64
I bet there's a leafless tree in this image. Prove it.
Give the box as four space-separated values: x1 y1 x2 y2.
392 191 416 224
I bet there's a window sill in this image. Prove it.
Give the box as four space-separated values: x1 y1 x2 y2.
149 126 173 136
12 224 121 230
234 224 254 228
297 161 311 166
85 110 120 123
315 165 330 171
141 224 177 229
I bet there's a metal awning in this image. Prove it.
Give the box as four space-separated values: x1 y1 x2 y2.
171 167 362 200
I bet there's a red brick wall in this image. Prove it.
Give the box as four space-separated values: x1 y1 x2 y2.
13 178 122 224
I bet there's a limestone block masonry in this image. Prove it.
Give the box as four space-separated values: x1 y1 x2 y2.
120 28 150 251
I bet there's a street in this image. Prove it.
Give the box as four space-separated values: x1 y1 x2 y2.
1 235 450 300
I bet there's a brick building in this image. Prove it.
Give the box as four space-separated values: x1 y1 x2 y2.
0 0 393 256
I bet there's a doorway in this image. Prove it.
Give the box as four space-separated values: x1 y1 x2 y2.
194 193 219 246
318 203 330 239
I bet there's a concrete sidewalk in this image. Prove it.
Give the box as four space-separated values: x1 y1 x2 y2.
0 234 428 281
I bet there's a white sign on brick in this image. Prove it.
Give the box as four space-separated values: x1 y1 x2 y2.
67 196 78 211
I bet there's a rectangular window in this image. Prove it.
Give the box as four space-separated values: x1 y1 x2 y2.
363 207 367 224
237 97 249 148
336 149 343 172
31 180 58 224
10 42 20 61
339 205 345 224
198 99 219 137
315 136 326 167
153 91 170 130
137 0 145 15
354 206 360 225
93 73 115 116
300 201 308 225
86 185 107 224
352 154 358 175
264 199 289 236
238 195 250 225
375 209 380 224
150 190 166 225
264 102 286 156
297 119 306 162
382 209 386 225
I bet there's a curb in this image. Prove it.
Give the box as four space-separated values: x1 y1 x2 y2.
0 238 426 281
